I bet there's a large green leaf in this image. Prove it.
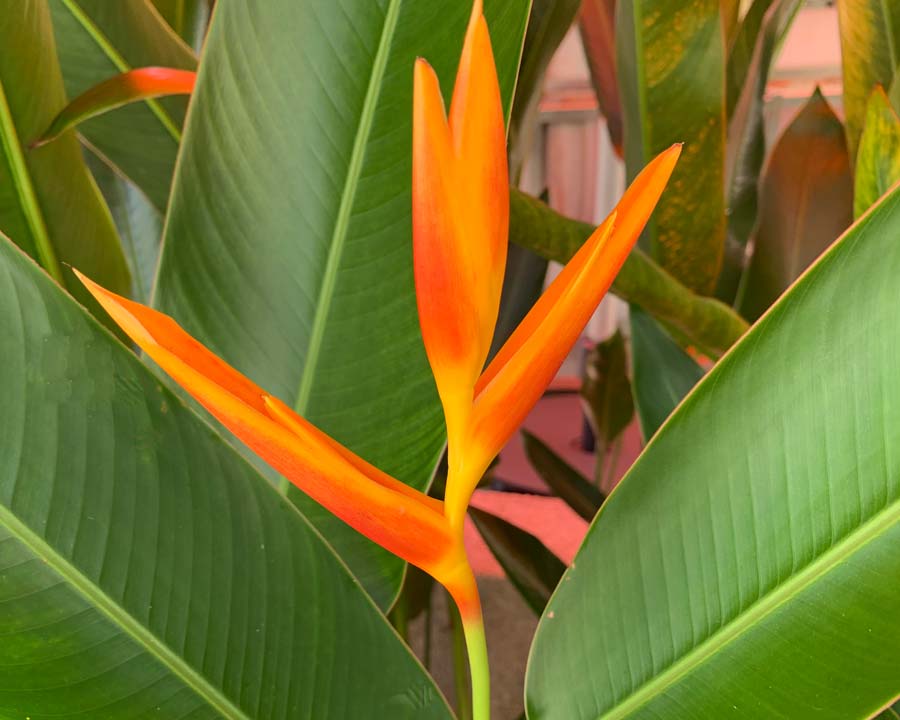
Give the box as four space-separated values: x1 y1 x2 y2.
526 163 900 720
854 86 900 219
629 304 704 441
509 188 748 357
717 0 801 302
738 89 852 320
0 236 452 720
154 0 530 610
49 0 197 212
838 0 900 161
0 0 130 316
616 0 726 293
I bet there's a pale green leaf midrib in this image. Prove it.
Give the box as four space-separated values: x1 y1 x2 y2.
59 0 184 143
597 494 900 719
288 0 402 438
0 78 62 283
0 503 251 720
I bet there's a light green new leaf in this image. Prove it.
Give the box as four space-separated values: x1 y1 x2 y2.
0 0 130 317
855 86 900 218
154 0 530 609
0 236 452 720
49 0 197 212
509 188 748 357
738 89 852 320
837 0 900 161
616 0 726 293
629 304 704 441
526 164 900 720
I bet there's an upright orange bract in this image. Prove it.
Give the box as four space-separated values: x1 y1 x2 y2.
74 2 680 716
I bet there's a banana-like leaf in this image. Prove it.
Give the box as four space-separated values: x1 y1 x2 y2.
154 0 530 610
717 0 801 302
581 331 633 452
470 507 566 616
526 164 900 720
838 0 900 161
151 0 210 51
0 0 130 318
0 236 452 720
49 0 197 212
630 304 704 441
522 430 604 522
578 0 623 155
855 86 900 219
738 89 852 321
509 188 749 357
616 0 726 293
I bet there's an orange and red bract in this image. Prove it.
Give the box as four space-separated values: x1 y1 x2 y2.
74 0 680 640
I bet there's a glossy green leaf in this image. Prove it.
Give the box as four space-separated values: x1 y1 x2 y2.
84 150 162 302
0 236 452 720
629 304 704 441
469 507 566 616
526 167 900 720
509 0 580 178
854 86 900 219
838 0 900 161
738 89 852 320
522 430 604 522
581 331 633 451
579 0 623 155
718 0 802 302
616 0 726 293
151 0 210 51
509 188 748 357
49 0 197 212
0 0 130 316
154 0 530 610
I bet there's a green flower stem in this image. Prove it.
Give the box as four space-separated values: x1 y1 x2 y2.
462 616 490 720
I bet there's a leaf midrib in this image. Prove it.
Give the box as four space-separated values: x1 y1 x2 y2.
286 0 402 477
0 78 62 283
597 494 900 719
59 0 184 144
0 503 251 720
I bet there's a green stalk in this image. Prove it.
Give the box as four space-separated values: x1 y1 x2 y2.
462 617 490 720
449 600 473 720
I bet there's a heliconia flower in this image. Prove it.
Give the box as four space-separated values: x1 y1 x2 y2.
31 67 196 148
73 2 680 716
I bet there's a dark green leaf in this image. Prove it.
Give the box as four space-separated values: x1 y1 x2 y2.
616 0 726 293
151 0 210 51
522 430 604 521
718 0 802 302
84 149 162 302
49 0 197 212
725 0 776 117
854 86 900 218
509 188 748 357
875 701 900 719
469 507 566 616
0 235 452 720
153 0 530 609
738 89 852 320
838 0 900 161
509 0 580 179
578 0 623 155
581 330 633 450
0 0 130 319
629 304 704 441
489 243 548 361
526 151 900 720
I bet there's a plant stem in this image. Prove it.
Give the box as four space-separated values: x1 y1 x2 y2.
390 588 408 642
462 616 490 720
449 600 473 720
603 435 624 489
